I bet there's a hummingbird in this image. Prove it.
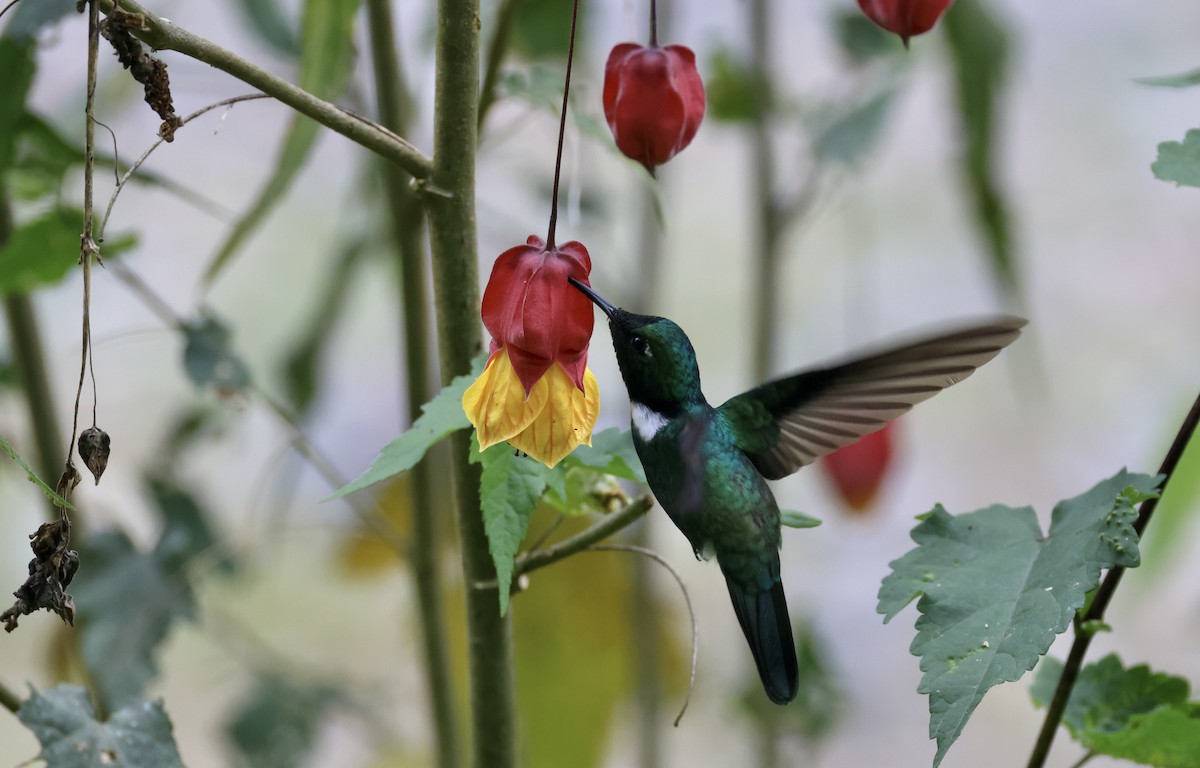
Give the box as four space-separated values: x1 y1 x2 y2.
568 277 1025 705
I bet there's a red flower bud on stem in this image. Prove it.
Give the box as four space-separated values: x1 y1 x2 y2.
602 1 705 175
857 0 955 47
820 421 896 513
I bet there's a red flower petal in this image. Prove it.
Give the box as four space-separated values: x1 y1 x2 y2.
820 421 896 513
857 0 955 44
480 235 594 393
603 43 706 174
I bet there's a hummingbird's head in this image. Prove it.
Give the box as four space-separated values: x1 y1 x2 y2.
568 278 703 412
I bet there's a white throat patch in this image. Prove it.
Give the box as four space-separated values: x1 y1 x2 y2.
631 402 670 441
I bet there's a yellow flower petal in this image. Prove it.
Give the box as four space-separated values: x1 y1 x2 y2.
462 350 548 450
507 366 600 468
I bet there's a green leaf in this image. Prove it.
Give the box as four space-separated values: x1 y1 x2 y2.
942 0 1019 298
73 530 196 712
327 360 483 500
832 10 899 64
0 208 136 295
231 0 301 58
1152 129 1200 188
480 445 553 615
1032 654 1200 767
813 90 897 167
780 509 822 529
18 684 185 768
1136 67 1200 89
147 474 230 573
560 427 645 483
203 0 362 284
510 0 583 60
0 39 36 174
181 315 251 393
3 0 76 41
877 470 1160 767
225 675 335 768
0 431 73 510
705 47 766 124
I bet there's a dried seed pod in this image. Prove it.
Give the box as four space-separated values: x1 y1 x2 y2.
77 426 111 485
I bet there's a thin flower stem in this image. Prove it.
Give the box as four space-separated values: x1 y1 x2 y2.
649 0 658 47
93 0 432 179
97 94 269 244
748 0 780 381
587 544 697 727
1025 391 1200 768
364 0 462 764
545 0 580 249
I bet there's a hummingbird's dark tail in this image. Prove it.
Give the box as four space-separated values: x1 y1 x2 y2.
723 573 798 705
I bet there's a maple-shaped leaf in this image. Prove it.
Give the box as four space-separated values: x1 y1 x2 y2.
877 469 1160 766
1033 654 1200 768
17 684 184 767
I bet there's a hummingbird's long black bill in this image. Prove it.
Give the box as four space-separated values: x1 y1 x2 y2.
567 276 617 318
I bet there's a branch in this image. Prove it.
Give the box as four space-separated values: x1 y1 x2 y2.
1026 390 1200 768
93 0 432 179
0 679 21 714
515 495 654 576
364 0 462 764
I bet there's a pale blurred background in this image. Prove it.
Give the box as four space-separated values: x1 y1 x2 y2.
2 1 1199 766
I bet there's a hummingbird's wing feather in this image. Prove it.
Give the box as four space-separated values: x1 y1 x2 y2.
718 318 1026 480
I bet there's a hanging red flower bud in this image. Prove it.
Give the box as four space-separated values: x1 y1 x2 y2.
857 0 955 47
464 235 601 467
603 43 706 175
819 421 896 513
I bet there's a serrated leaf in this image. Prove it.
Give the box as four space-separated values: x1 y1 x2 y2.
203 0 361 284
780 509 822 529
1032 654 1200 767
225 674 335 768
1153 129 1200 188
1136 67 1200 89
813 90 896 167
0 431 73 509
73 530 196 712
560 427 645 483
17 684 185 768
328 360 484 500
480 445 552 615
878 470 1160 767
942 0 1019 298
182 315 251 393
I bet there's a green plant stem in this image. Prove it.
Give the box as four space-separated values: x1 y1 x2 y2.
93 0 432 179
364 2 461 767
477 0 522 132
423 3 515 768
1025 390 1200 768
748 0 780 381
0 679 20 713
515 495 654 576
0 196 65 514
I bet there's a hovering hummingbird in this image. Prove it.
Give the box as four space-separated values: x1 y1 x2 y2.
568 277 1024 705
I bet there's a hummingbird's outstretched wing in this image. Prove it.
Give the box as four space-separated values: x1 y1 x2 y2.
717 318 1026 480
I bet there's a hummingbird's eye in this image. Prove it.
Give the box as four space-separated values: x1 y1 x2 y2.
631 335 651 357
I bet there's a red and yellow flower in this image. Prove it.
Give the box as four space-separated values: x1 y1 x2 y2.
463 235 600 467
